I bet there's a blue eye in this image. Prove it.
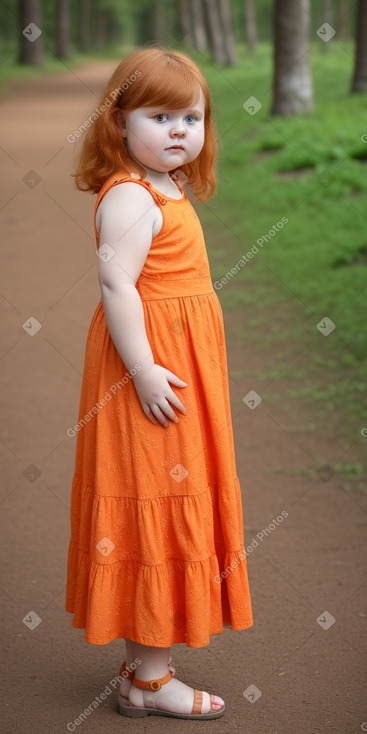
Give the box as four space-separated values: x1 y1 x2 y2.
153 113 197 124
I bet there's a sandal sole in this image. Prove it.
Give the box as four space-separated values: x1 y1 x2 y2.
118 694 225 719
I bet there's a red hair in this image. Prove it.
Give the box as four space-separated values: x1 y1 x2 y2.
72 45 218 201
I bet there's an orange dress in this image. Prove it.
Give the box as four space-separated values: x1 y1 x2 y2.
65 169 253 648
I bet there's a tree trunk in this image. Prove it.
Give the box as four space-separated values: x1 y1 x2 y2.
351 0 367 92
245 0 257 52
320 0 332 53
336 0 348 40
206 0 226 64
219 0 237 65
153 0 166 44
55 0 70 60
191 0 207 52
18 0 44 65
95 10 107 46
177 0 193 45
271 0 314 116
80 0 90 52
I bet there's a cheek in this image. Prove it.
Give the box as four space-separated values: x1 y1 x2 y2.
194 127 205 148
141 126 163 150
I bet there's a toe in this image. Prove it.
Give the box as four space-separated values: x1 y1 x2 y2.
210 694 224 710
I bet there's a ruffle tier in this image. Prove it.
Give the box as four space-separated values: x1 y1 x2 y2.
66 474 253 648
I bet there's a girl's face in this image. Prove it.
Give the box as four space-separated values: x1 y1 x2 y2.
120 87 205 173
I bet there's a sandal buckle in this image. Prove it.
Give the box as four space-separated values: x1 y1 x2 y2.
149 679 162 691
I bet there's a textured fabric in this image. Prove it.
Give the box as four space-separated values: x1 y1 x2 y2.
65 170 253 647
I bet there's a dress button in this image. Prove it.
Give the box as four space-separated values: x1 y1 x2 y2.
130 173 141 180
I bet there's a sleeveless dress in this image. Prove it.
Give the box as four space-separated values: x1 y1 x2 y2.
65 169 253 648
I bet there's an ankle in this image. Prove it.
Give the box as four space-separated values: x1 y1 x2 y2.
136 663 170 681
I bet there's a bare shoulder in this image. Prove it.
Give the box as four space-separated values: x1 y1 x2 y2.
96 181 158 232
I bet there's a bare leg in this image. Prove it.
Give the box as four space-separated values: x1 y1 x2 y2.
126 639 170 678
124 639 224 715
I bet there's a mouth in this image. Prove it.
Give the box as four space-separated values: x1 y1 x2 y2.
167 145 184 150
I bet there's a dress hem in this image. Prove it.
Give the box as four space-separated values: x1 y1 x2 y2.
64 607 254 648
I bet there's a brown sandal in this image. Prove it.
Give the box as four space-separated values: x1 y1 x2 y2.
118 668 226 719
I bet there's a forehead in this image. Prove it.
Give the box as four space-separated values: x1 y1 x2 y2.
142 86 205 113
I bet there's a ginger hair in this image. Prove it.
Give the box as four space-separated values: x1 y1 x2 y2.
72 45 218 201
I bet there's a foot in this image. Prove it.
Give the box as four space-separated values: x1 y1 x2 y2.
128 674 225 715
119 656 176 699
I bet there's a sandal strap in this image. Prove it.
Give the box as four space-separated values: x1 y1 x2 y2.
192 689 203 714
119 660 135 680
133 670 172 691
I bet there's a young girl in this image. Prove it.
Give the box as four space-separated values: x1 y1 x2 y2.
65 44 253 720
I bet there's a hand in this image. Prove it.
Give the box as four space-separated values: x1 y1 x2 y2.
133 364 187 427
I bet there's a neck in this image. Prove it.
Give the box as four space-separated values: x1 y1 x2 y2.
141 164 173 187
127 152 174 187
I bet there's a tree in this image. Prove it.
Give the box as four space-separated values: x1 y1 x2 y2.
245 0 257 52
191 0 207 53
177 0 193 46
206 0 227 64
336 0 349 40
153 0 166 44
351 0 367 92
55 0 70 60
320 0 332 54
219 0 237 65
18 0 44 65
79 0 90 52
271 0 314 116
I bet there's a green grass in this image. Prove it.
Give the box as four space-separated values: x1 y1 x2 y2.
194 43 367 343
184 42 367 461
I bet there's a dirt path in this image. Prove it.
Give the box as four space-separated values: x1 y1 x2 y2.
0 60 366 734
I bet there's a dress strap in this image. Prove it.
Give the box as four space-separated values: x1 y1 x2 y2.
93 170 184 245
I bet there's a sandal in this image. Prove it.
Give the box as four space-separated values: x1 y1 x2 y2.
118 668 226 719
118 657 176 704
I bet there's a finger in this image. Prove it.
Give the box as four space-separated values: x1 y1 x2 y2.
154 397 179 423
150 403 170 427
166 390 187 415
165 370 187 386
143 403 158 425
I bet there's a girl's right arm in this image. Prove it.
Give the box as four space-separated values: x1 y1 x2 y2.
96 182 187 428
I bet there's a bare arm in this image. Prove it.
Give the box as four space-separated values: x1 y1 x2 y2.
97 183 187 427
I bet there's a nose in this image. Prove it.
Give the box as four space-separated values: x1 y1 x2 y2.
169 121 187 138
